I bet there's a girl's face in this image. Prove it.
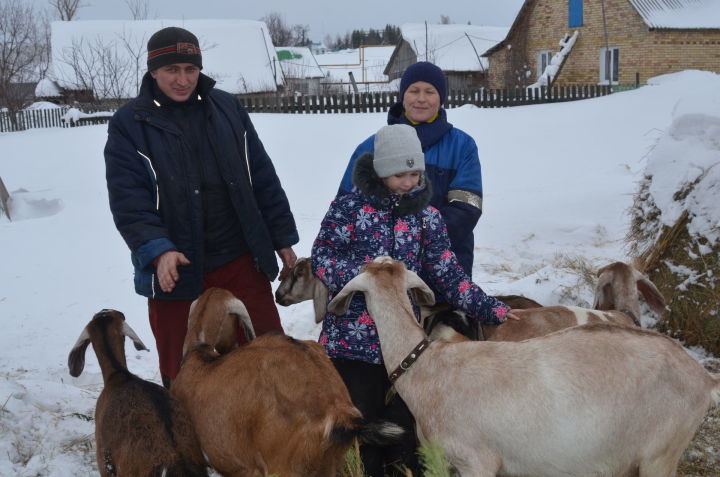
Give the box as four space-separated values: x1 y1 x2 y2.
402 81 441 123
383 171 422 195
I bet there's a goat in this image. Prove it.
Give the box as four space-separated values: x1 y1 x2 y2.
275 256 328 323
594 261 666 325
328 257 720 477
172 287 402 477
68 309 208 477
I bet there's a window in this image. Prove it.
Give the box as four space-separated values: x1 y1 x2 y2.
569 0 583 27
537 50 553 79
599 47 619 84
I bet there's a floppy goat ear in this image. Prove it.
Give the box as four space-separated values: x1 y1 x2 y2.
328 273 370 315
405 269 436 306
68 327 91 377
229 298 256 342
635 271 666 314
121 321 149 351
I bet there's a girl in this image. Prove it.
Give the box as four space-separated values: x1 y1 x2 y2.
312 124 515 477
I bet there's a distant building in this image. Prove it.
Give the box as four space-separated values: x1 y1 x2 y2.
309 42 328 55
483 0 720 89
49 19 284 101
275 46 325 95
317 46 396 93
384 23 509 91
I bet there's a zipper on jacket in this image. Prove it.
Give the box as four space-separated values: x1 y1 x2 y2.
136 150 160 210
243 131 253 190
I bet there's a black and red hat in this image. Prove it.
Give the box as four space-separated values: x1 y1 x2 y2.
147 27 202 71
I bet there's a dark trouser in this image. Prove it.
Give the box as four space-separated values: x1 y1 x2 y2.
332 358 422 477
148 254 284 385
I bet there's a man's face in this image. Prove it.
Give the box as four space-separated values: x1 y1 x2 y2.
150 63 200 102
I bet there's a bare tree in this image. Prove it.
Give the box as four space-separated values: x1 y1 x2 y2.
291 24 310 47
260 12 293 46
49 0 85 21
117 29 147 96
0 0 50 126
125 0 149 20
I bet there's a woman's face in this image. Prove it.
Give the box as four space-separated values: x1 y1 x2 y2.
383 171 422 195
402 81 441 123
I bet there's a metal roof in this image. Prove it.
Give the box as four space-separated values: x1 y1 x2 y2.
628 0 720 29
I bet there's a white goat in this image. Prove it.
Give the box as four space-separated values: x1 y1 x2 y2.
594 261 666 324
172 287 401 477
328 257 720 477
68 309 208 477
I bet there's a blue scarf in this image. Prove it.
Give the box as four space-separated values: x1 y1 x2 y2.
387 102 453 151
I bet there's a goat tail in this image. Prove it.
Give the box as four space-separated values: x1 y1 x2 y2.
356 419 405 446
711 374 720 407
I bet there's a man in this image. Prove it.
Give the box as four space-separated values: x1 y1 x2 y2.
104 27 298 388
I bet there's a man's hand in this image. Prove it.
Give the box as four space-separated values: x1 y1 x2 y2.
154 251 191 293
276 247 297 281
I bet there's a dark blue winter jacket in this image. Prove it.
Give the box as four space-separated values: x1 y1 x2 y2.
338 104 483 276
104 73 298 300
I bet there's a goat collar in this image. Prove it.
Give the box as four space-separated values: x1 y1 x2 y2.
388 338 431 384
620 309 641 327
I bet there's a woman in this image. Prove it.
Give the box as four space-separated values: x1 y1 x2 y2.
316 124 513 477
338 62 483 277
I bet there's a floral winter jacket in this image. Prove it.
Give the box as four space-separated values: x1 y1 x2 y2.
312 154 509 364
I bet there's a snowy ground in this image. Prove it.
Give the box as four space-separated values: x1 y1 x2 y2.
0 70 718 476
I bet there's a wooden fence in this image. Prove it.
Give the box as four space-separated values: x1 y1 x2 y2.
237 84 612 114
0 84 612 132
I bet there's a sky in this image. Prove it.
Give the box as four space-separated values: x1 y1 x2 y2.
0 69 719 474
29 0 526 42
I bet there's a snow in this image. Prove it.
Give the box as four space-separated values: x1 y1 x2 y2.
49 19 282 98
275 46 325 79
23 101 62 111
400 23 510 71
315 46 396 92
629 0 720 29
1 70 719 475
34 79 62 98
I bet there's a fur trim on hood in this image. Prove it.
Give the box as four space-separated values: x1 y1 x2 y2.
352 153 432 216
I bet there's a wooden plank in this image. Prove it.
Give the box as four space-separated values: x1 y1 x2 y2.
0 175 11 221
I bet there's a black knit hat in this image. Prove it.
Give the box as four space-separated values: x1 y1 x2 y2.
399 62 447 105
147 27 202 71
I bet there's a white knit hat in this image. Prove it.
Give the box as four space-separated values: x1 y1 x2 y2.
373 124 425 178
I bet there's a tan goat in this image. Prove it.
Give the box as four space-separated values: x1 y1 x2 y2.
68 309 208 477
172 287 401 477
275 256 328 323
594 261 666 324
328 257 720 477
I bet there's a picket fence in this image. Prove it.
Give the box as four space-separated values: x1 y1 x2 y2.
0 84 613 132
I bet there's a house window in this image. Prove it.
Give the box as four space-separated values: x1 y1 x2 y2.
569 0 583 27
599 47 619 84
537 50 553 79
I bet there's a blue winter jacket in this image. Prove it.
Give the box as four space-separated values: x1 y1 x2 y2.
314 154 509 364
104 73 298 300
338 104 483 276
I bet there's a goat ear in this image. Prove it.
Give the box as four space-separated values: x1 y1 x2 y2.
229 298 256 342
636 275 666 314
68 328 91 377
328 273 369 315
593 273 613 310
121 322 149 351
405 269 435 306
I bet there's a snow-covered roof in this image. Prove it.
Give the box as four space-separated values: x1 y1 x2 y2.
629 0 720 29
400 23 510 71
34 78 62 98
275 47 325 79
50 19 283 98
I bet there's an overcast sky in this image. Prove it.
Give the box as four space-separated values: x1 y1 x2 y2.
32 0 525 42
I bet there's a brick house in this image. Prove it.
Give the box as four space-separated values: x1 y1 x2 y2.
483 0 720 89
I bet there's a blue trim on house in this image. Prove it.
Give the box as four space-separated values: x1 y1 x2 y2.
569 0 584 27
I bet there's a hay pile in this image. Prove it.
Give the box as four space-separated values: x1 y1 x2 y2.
627 87 720 356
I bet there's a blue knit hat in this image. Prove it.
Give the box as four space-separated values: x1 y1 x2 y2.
399 62 447 105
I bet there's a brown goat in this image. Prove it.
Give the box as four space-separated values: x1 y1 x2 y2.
68 309 208 477
172 287 400 477
275 256 328 323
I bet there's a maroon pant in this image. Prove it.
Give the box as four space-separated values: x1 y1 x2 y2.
148 254 283 382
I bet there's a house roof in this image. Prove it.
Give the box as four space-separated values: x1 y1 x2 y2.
400 23 510 71
275 47 325 79
628 0 720 29
50 19 283 98
483 0 720 57
316 46 395 84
